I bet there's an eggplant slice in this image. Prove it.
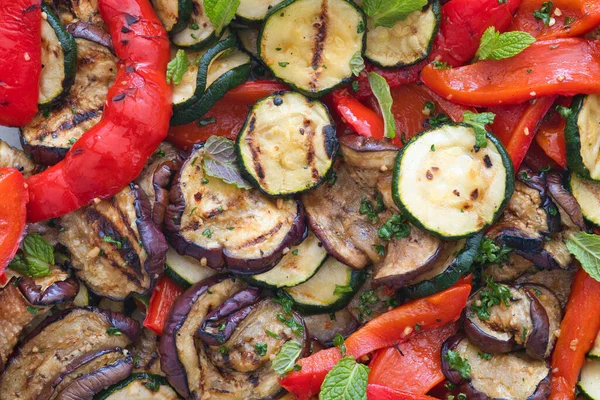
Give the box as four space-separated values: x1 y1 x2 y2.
59 184 168 300
20 37 117 165
515 269 575 309
160 275 308 400
442 335 551 400
66 0 106 28
347 275 398 323
164 144 306 274
0 307 139 399
302 308 359 346
0 140 39 178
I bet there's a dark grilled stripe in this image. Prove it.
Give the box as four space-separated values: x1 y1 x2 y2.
236 221 284 250
309 0 329 91
39 107 102 142
246 115 266 182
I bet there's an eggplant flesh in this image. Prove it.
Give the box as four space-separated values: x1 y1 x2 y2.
303 309 359 346
515 269 575 309
347 275 398 323
0 140 39 178
338 134 399 171
17 267 80 306
0 307 138 399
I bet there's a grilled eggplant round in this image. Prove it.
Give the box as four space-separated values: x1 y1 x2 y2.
160 275 308 400
59 184 168 300
164 144 306 274
96 372 181 399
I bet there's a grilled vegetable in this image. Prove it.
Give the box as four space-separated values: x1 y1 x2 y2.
364 0 440 68
20 37 117 165
303 308 358 345
246 231 328 289
547 170 586 231
66 20 113 49
347 275 399 323
259 0 366 97
59 184 168 300
284 256 366 314
0 140 38 178
392 123 514 239
236 27 260 58
236 0 285 22
164 246 217 288
237 91 337 196
578 359 600 400
17 270 80 306
515 269 575 309
96 372 180 399
0 307 139 399
570 172 600 227
566 94 600 181
170 0 216 49
441 335 551 400
160 275 308 399
338 134 399 171
151 0 192 34
68 0 105 28
39 4 77 109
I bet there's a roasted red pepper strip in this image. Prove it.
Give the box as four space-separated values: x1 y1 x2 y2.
0 168 28 281
509 0 600 40
534 97 570 169
505 96 557 171
549 267 600 399
0 0 42 126
330 89 385 140
143 276 184 335
422 39 600 107
25 0 171 222
279 284 471 399
368 323 458 395
354 61 426 100
367 384 439 400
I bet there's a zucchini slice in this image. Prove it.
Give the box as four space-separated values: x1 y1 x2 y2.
39 4 77 109
96 373 180 400
570 172 600 227
171 37 251 125
589 331 600 359
164 246 217 288
579 360 600 400
72 283 91 307
237 91 338 196
236 0 285 22
246 231 328 288
566 94 600 181
401 234 481 299
392 124 514 239
284 256 366 314
259 0 366 97
151 0 193 34
364 0 440 68
171 0 216 49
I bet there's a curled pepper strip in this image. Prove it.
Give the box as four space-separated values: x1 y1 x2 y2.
25 0 172 223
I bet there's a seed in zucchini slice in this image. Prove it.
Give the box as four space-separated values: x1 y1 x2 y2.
237 91 338 196
393 123 514 239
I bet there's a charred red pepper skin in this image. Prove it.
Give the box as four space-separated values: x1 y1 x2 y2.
26 0 171 222
0 168 28 279
0 0 42 126
143 276 184 335
422 39 600 107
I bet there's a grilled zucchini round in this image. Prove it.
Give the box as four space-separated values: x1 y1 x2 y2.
565 94 600 182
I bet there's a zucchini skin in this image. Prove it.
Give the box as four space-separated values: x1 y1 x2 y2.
392 123 515 240
365 0 441 69
170 0 193 35
40 4 77 110
164 264 192 289
402 233 482 299
565 95 597 181
257 0 367 98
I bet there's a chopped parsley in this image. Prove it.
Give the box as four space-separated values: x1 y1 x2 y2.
444 350 471 379
254 342 268 357
470 277 512 320
378 214 411 241
533 2 554 26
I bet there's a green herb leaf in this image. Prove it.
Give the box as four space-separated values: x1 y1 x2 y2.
272 340 303 375
367 72 396 139
350 52 365 77
533 1 554 26
478 352 493 360
431 60 451 70
556 105 572 119
8 233 54 278
362 0 428 28
470 276 512 320
566 232 600 282
26 306 38 315
333 333 346 356
202 136 252 189
204 0 240 36
378 214 411 241
475 27 536 61
334 284 354 295
166 50 190 85
106 327 122 336
254 342 268 357
444 350 471 379
462 111 495 148
320 356 369 400
475 237 512 265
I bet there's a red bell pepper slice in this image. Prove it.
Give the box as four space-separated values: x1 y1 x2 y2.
167 81 288 150
509 0 600 40
0 0 42 127
0 168 28 281
330 89 385 140
143 276 184 335
422 39 600 107
505 96 557 171
549 267 600 400
279 284 471 399
535 99 569 169
354 61 427 100
25 0 172 222
368 323 459 395
367 384 439 400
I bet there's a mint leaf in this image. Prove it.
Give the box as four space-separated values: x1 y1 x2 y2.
362 0 428 28
320 356 369 400
202 136 252 189
566 232 600 282
367 72 396 139
462 111 495 148
272 340 303 375
204 0 240 36
350 52 365 77
475 27 536 61
9 233 53 278
166 50 190 85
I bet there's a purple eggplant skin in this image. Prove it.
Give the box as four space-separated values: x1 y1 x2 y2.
19 135 68 166
517 166 561 234
462 373 551 400
150 160 180 227
17 276 79 306
37 348 132 400
66 20 114 51
547 171 587 230
463 315 520 354
131 183 168 283
441 334 468 385
522 287 551 361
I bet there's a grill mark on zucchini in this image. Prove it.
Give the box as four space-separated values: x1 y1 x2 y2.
246 115 266 181
305 126 320 180
309 0 329 91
